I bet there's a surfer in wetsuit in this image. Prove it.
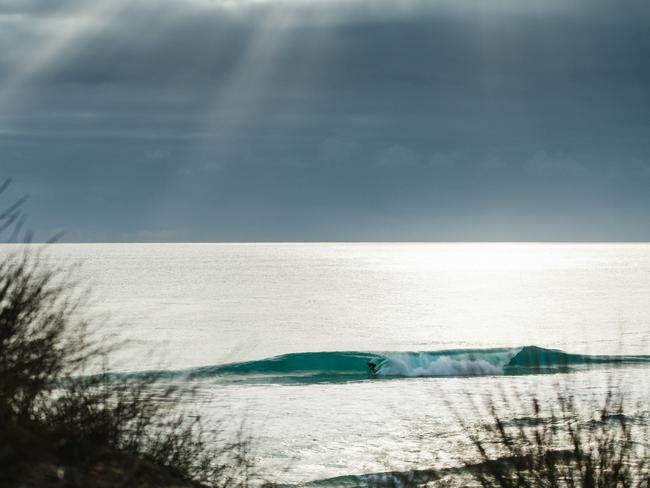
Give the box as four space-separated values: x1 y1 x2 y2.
367 361 378 375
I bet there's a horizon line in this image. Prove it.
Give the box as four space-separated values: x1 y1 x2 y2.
5 241 650 245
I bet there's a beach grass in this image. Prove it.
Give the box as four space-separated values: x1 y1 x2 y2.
0 183 256 487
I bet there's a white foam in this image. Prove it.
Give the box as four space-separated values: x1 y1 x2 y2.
376 352 511 377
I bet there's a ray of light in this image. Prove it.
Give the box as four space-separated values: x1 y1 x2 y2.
201 6 300 132
154 4 305 204
0 0 124 112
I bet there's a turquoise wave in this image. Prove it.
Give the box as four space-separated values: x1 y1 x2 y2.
114 346 650 384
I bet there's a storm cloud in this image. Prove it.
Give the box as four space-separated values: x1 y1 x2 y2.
1 0 649 241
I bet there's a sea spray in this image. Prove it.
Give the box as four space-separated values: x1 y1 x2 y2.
375 351 514 377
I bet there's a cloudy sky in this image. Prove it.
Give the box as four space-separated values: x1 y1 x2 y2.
1 0 649 241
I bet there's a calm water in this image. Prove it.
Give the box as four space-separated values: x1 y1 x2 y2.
4 243 650 484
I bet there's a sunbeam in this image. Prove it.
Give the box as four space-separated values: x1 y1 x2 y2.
0 1 128 112
146 2 309 235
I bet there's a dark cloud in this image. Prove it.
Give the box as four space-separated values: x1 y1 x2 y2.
1 0 649 241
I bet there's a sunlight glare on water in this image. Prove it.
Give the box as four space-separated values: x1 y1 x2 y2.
9 242 648 370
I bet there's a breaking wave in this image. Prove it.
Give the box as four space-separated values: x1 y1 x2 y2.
114 346 650 384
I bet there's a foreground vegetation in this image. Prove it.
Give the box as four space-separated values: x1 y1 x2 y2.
0 182 255 487
458 391 650 487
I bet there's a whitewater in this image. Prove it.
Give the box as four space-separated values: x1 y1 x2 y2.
4 243 650 484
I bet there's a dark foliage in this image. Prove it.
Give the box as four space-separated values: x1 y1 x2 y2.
459 391 650 488
0 180 256 487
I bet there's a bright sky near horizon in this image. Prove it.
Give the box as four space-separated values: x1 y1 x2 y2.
1 0 649 241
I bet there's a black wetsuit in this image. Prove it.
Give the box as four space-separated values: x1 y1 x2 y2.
368 362 377 375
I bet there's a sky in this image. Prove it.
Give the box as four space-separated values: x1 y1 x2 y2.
1 0 649 242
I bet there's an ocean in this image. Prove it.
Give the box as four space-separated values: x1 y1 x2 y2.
7 243 650 485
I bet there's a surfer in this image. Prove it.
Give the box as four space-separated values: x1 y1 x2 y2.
367 361 378 375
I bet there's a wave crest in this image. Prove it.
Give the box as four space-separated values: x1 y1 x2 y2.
112 346 650 384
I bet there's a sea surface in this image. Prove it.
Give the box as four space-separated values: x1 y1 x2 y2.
4 243 650 484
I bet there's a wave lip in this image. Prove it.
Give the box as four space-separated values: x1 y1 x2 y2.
183 349 519 383
188 351 372 383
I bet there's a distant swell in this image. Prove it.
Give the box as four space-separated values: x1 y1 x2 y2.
113 346 650 384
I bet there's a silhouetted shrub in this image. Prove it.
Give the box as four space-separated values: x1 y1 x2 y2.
457 390 650 488
0 180 256 487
